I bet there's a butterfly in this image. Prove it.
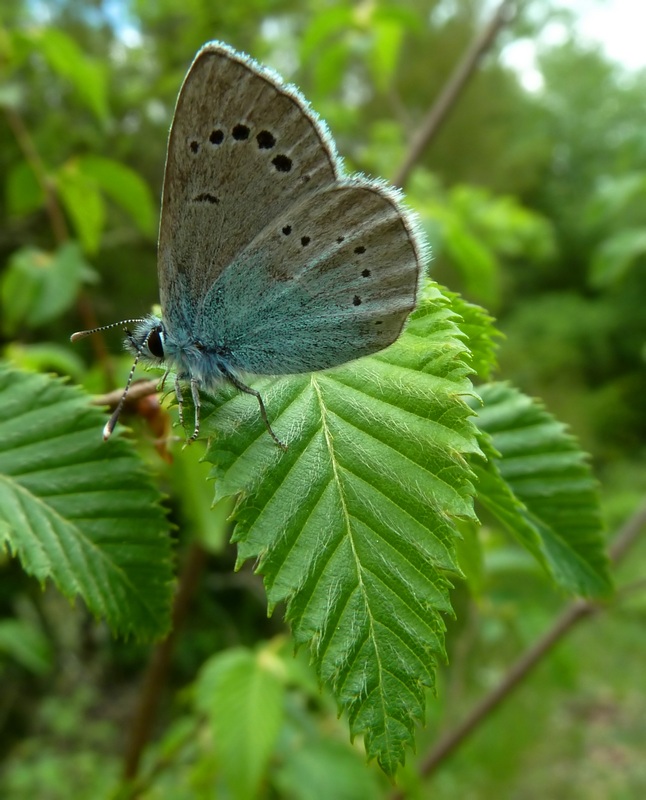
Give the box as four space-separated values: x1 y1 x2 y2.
72 42 425 447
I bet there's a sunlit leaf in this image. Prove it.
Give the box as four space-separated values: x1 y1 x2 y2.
369 18 404 92
36 29 109 122
195 646 285 800
76 155 157 238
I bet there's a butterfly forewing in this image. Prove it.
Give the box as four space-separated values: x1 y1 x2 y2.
159 43 339 324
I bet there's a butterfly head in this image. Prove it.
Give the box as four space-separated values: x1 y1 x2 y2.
71 315 169 440
126 316 167 365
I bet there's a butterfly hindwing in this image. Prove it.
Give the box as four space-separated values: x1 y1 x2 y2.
193 180 422 375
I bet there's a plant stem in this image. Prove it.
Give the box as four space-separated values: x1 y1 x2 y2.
393 0 518 189
391 499 646 796
5 107 112 376
122 542 208 781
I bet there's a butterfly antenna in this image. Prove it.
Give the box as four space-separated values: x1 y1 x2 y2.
102 346 148 441
70 318 153 439
70 319 148 343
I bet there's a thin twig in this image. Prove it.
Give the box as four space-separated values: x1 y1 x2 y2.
5 107 69 244
122 542 209 782
390 499 646 795
93 379 160 410
5 107 113 373
392 0 518 189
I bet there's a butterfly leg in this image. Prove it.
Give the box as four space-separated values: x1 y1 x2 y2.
221 368 287 450
189 378 201 441
174 374 185 428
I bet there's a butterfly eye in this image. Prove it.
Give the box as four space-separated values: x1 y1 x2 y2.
147 327 165 359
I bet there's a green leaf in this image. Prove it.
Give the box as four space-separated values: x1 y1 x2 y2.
76 155 157 238
442 216 501 308
201 286 480 775
2 342 86 382
195 646 285 800
311 40 350 96
0 242 97 334
0 618 53 675
369 18 404 92
275 738 382 800
589 227 646 288
0 363 173 639
441 288 500 380
454 521 485 596
36 29 109 122
56 160 106 254
471 382 612 598
5 160 45 216
301 7 354 63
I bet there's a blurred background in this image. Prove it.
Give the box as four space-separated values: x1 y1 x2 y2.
1 0 645 797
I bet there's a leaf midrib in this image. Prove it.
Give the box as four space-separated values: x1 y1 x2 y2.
311 374 391 744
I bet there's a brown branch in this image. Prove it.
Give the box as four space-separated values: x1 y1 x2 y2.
122 541 209 782
93 378 160 410
390 499 646 795
5 107 113 375
4 107 69 244
392 0 518 189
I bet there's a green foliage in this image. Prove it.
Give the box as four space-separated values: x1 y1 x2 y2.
0 363 173 640
56 158 150 254
471 382 611 597
0 0 641 795
1 243 97 334
405 173 556 310
195 646 285 800
585 173 646 288
33 29 109 122
198 286 479 773
0 617 52 675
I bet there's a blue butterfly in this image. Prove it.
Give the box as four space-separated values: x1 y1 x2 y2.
72 42 425 446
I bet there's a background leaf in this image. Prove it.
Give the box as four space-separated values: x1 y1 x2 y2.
5 160 45 216
589 227 646 288
76 155 158 238
56 161 105 254
195 646 285 800
36 29 109 122
471 382 611 597
0 242 97 334
0 363 173 640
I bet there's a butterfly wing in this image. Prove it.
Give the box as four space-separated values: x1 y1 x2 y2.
158 42 339 331
194 179 423 375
